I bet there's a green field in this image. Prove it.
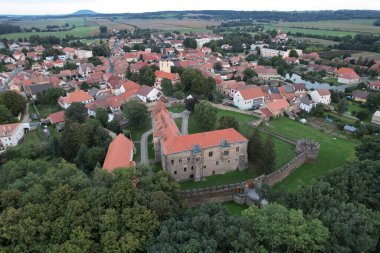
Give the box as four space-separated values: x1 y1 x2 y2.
222 201 249 215
10 17 85 29
263 24 357 37
262 117 356 192
0 26 99 40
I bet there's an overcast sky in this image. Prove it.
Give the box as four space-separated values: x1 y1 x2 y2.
0 0 379 15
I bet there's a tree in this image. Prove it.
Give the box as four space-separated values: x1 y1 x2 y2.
60 122 88 161
365 92 380 111
161 79 173 97
183 38 197 49
181 69 215 96
312 103 325 117
194 101 217 131
337 99 348 115
218 115 239 131
288 49 299 58
122 100 150 129
0 104 16 124
243 67 256 82
185 96 198 112
248 129 263 163
99 26 107 34
41 88 64 105
138 66 155 86
356 109 369 121
261 135 276 174
0 91 26 116
242 204 329 253
95 108 108 127
355 136 380 161
65 102 87 123
213 61 223 71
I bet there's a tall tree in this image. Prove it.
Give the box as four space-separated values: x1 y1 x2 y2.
95 108 109 127
218 115 239 131
183 38 197 49
138 66 155 86
122 100 150 129
161 78 173 97
194 101 217 131
248 129 263 163
261 135 276 174
65 102 88 123
0 91 26 116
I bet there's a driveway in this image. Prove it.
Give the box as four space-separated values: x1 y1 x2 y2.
170 110 190 135
140 128 153 164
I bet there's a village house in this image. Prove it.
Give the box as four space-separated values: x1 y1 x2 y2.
309 89 331 105
233 86 266 110
48 111 65 126
79 63 95 77
75 49 93 59
299 95 316 113
369 80 380 90
260 99 290 120
352 90 369 103
0 123 29 148
103 134 135 172
58 90 94 109
292 83 307 94
137 85 162 103
153 101 248 181
371 111 380 125
218 80 246 98
255 66 281 80
154 70 179 89
335 68 360 84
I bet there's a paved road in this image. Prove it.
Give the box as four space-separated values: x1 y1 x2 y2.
140 128 153 164
170 110 190 135
22 103 30 123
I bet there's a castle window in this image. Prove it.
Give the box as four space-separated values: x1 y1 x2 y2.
191 166 194 170
223 150 229 156
184 167 187 172
228 160 230 163
208 151 213 157
216 161 219 165
203 166 206 169
179 158 182 163
236 146 240 152
174 171 177 175
171 160 174 165
196 157 200 162
187 157 190 162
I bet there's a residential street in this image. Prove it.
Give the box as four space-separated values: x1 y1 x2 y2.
140 128 153 164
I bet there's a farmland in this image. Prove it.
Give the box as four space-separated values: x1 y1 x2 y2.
263 24 357 37
9 17 85 29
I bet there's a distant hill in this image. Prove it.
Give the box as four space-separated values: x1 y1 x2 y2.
72 10 98 15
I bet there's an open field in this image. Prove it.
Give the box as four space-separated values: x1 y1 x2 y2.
9 17 85 29
262 117 357 192
120 18 220 31
263 24 357 37
350 51 380 61
88 18 135 31
0 26 99 40
294 37 340 46
277 19 380 34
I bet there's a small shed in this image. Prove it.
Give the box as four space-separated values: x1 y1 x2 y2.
343 125 358 134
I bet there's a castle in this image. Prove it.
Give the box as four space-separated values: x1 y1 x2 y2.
153 101 248 181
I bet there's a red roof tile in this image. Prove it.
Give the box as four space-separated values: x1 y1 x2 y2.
49 111 65 124
103 134 135 172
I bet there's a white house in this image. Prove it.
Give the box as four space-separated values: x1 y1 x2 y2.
233 86 266 110
299 96 316 113
137 85 162 103
58 90 94 109
79 63 95 78
309 89 331 105
0 123 29 148
371 111 380 125
335 68 360 84
75 50 93 59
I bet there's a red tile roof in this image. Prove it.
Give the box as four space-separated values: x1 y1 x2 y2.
0 123 22 137
336 68 359 80
49 111 65 124
317 89 331 96
238 86 265 100
153 101 247 155
267 99 289 113
103 134 135 172
60 90 93 104
155 70 177 81
123 80 141 91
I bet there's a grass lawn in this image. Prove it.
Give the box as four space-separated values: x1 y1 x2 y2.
28 103 38 116
174 118 182 130
167 104 186 113
222 201 249 215
324 77 340 85
262 117 356 192
21 130 43 147
134 143 141 162
125 125 151 142
0 26 99 40
35 104 61 118
147 134 155 160
180 169 259 190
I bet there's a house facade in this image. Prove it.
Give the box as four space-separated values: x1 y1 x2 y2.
309 89 331 105
153 101 248 182
0 123 29 148
233 86 266 110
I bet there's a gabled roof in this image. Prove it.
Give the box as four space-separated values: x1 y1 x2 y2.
60 90 94 104
49 111 65 124
103 134 135 172
123 80 141 91
138 85 154 97
317 89 331 96
267 99 289 113
336 68 359 80
237 86 265 100
155 70 177 81
0 123 22 137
